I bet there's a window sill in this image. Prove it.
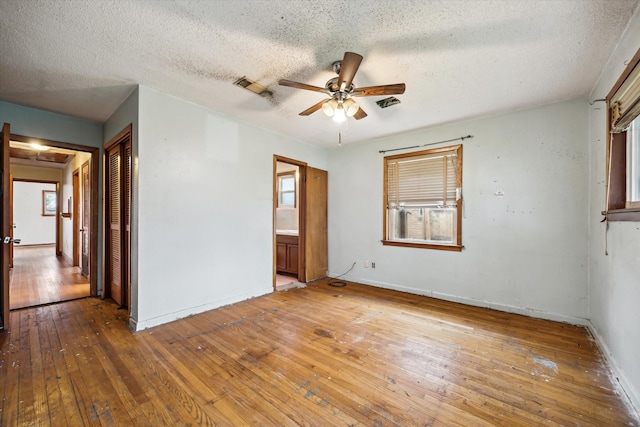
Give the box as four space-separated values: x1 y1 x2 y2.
601 208 640 222
381 240 464 252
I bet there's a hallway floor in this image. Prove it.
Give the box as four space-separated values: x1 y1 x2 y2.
9 244 90 310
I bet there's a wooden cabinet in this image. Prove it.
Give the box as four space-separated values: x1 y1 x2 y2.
276 234 298 275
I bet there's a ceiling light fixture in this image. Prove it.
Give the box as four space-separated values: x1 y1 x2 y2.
30 143 50 151
323 98 359 123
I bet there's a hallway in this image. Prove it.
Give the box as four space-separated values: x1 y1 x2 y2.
9 244 89 310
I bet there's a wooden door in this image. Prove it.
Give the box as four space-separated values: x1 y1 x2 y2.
304 167 328 282
1 123 10 330
81 162 90 276
106 144 123 306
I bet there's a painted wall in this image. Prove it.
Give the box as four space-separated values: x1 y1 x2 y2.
10 164 62 182
134 85 327 330
0 101 102 145
12 181 57 245
328 99 589 324
587 10 640 412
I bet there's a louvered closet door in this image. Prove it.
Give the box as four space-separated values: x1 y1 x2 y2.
107 144 123 306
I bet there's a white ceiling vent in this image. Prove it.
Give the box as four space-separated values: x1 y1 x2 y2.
233 76 272 97
376 97 401 109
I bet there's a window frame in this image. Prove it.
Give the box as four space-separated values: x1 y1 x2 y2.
382 144 463 251
277 171 296 208
604 47 640 222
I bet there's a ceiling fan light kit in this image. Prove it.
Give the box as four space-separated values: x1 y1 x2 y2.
278 52 406 123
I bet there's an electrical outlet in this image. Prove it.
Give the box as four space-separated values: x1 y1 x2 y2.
364 261 369 268
371 262 375 269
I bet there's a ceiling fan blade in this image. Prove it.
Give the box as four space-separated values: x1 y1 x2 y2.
353 83 406 97
354 107 367 120
299 99 327 116
337 52 363 90
279 79 329 94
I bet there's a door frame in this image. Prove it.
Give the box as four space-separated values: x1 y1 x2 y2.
273 155 307 287
9 133 100 297
1 123 10 330
72 168 80 266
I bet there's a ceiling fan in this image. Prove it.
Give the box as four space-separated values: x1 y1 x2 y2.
278 52 406 122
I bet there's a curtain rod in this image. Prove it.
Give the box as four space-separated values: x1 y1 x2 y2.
379 135 473 154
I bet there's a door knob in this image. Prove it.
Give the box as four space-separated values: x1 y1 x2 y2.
3 237 21 244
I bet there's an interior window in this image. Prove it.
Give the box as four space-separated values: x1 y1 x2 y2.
278 173 296 207
383 144 463 251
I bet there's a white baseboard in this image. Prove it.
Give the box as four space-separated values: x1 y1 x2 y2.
345 276 590 326
61 252 74 266
587 323 640 420
132 287 272 331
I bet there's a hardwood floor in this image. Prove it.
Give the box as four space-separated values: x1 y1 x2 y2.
1 279 637 426
9 245 90 310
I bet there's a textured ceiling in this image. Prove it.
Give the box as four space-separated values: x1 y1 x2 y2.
1 0 638 147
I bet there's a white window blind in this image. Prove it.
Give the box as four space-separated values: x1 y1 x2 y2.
387 149 459 207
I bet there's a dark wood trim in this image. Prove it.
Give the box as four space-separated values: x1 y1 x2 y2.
104 124 132 151
607 132 627 210
72 168 80 266
381 240 464 252
89 153 98 297
602 208 640 222
12 178 59 184
2 123 10 330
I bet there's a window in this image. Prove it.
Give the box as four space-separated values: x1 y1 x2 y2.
627 117 640 206
278 172 296 207
383 144 463 251
605 48 640 221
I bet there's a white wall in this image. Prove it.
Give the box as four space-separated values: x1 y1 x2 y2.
587 10 640 412
328 99 589 324
13 181 57 245
134 85 327 330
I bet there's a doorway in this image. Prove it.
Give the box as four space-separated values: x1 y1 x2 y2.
273 156 328 290
1 123 99 330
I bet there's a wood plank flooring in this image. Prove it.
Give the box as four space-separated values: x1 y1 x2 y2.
10 245 90 310
1 279 638 426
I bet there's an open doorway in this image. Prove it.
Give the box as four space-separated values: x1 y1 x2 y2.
7 133 98 310
273 156 328 291
274 160 301 290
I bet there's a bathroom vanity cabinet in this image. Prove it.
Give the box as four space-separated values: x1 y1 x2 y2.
276 234 298 275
